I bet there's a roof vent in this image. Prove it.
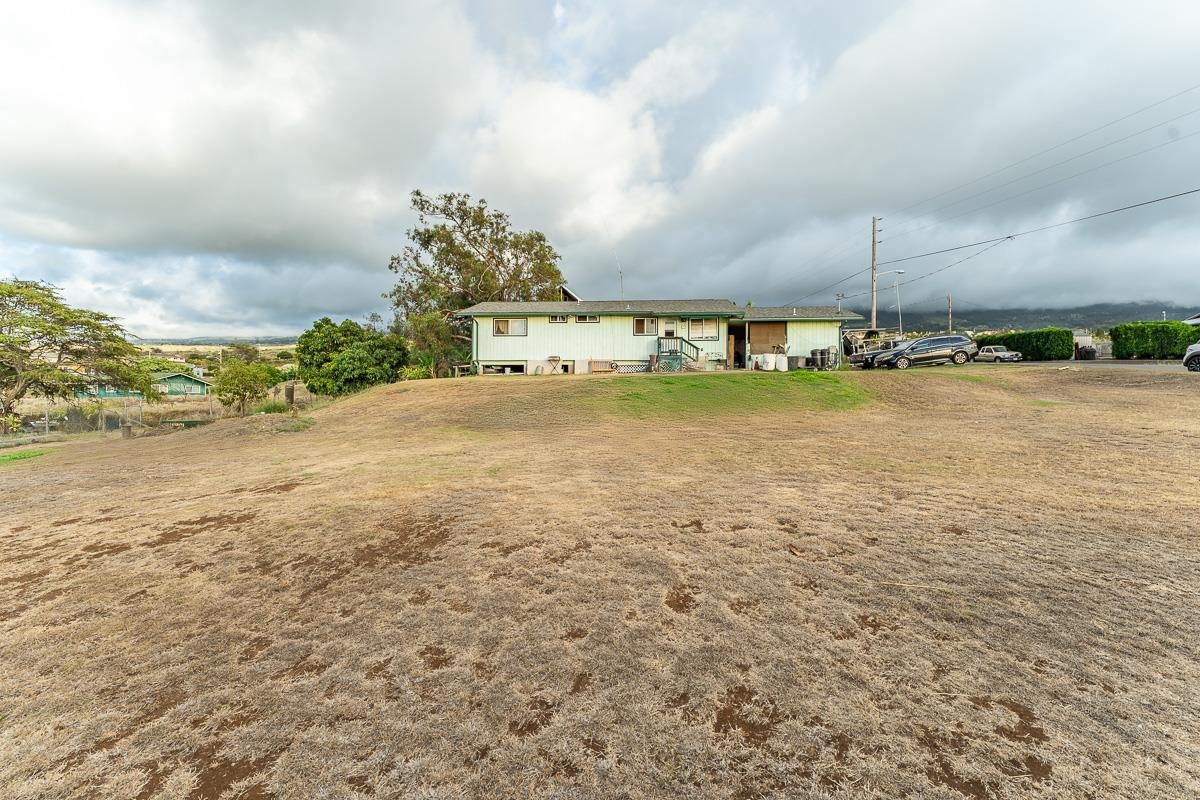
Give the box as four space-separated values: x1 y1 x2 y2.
792 307 797 316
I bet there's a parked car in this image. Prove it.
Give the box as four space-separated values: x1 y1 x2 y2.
1184 342 1200 372
977 345 1022 362
873 334 978 370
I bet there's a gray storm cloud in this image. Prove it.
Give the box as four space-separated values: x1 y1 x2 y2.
1 0 1198 336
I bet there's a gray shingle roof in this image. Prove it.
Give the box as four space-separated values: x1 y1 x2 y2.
455 299 743 317
740 305 863 321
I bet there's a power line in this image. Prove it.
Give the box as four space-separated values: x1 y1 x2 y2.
884 127 1200 244
839 239 1012 301
881 104 1200 242
795 185 1200 303
888 80 1200 218
782 83 1200 305
878 185 1200 267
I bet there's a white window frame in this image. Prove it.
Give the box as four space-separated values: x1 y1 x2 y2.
633 317 658 336
548 315 568 324
492 318 528 336
688 318 719 340
576 314 599 323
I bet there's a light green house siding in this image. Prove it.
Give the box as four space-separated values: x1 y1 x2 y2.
785 320 845 356
151 372 212 395
472 315 729 373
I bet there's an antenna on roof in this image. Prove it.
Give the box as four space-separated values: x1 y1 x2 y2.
602 216 625 301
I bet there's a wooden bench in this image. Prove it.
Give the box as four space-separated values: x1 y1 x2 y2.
588 360 617 374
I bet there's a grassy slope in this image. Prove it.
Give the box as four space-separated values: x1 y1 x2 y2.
1 368 1199 800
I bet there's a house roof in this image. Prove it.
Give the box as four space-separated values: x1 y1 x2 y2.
739 305 864 322
151 371 213 385
455 299 744 317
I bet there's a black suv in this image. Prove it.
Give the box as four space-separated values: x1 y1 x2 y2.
872 334 978 369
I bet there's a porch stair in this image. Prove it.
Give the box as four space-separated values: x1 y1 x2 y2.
656 336 703 371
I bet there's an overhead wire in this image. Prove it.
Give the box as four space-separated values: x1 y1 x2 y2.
790 185 1200 303
880 105 1200 243
781 82 1200 305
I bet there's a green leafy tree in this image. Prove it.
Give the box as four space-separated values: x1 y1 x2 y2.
213 359 275 416
386 190 565 373
0 279 155 432
138 356 182 373
296 317 408 396
225 343 262 363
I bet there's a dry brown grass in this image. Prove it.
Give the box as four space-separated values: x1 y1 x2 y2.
2 367 1198 799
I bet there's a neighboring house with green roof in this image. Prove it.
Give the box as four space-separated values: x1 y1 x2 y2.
150 371 212 396
454 299 861 374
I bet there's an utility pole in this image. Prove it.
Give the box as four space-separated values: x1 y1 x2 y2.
869 216 880 329
947 292 953 332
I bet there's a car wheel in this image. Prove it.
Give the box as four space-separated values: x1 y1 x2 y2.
1187 357 1200 372
951 350 969 365
895 356 911 370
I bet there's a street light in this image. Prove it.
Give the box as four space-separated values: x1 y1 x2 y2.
874 269 904 334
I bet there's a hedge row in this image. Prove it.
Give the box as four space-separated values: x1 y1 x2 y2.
1110 321 1200 359
974 327 1074 361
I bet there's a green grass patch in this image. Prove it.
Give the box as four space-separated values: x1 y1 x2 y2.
254 401 290 414
0 449 47 465
580 371 871 418
1031 399 1059 408
282 416 315 432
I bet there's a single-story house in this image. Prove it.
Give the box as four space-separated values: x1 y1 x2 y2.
454 299 862 374
732 306 864 368
151 371 213 396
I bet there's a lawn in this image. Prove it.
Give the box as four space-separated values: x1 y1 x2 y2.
1 367 1198 799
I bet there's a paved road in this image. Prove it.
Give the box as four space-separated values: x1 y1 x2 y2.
1000 360 1191 373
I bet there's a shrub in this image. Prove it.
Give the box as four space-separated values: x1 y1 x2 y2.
253 401 290 415
974 327 1074 361
1110 321 1200 359
399 364 433 380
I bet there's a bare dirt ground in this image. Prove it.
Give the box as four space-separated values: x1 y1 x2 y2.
2 367 1198 799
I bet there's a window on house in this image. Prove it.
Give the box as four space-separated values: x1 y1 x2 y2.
633 317 658 335
548 315 568 323
576 314 599 323
689 318 719 340
493 318 528 336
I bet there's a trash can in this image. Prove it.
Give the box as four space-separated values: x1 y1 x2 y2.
787 356 803 371
811 348 829 369
1079 346 1097 361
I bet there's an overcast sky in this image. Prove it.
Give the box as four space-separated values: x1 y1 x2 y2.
3 1 1199 337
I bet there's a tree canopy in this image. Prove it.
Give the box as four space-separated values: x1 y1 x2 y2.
0 279 154 429
386 190 565 372
296 317 408 396
213 359 277 416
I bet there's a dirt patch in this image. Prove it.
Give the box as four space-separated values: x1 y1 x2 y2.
408 589 431 605
672 519 705 532
925 760 992 800
855 613 900 634
562 627 587 640
419 644 451 670
570 672 593 694
713 686 783 747
1001 754 1053 782
665 584 698 613
188 741 279 800
150 512 257 547
509 697 558 737
51 517 84 527
239 636 272 663
250 481 303 495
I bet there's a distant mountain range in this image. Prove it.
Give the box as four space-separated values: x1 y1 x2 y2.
852 302 1198 333
134 335 299 345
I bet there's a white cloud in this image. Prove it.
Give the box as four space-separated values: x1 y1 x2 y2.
4 0 1200 335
